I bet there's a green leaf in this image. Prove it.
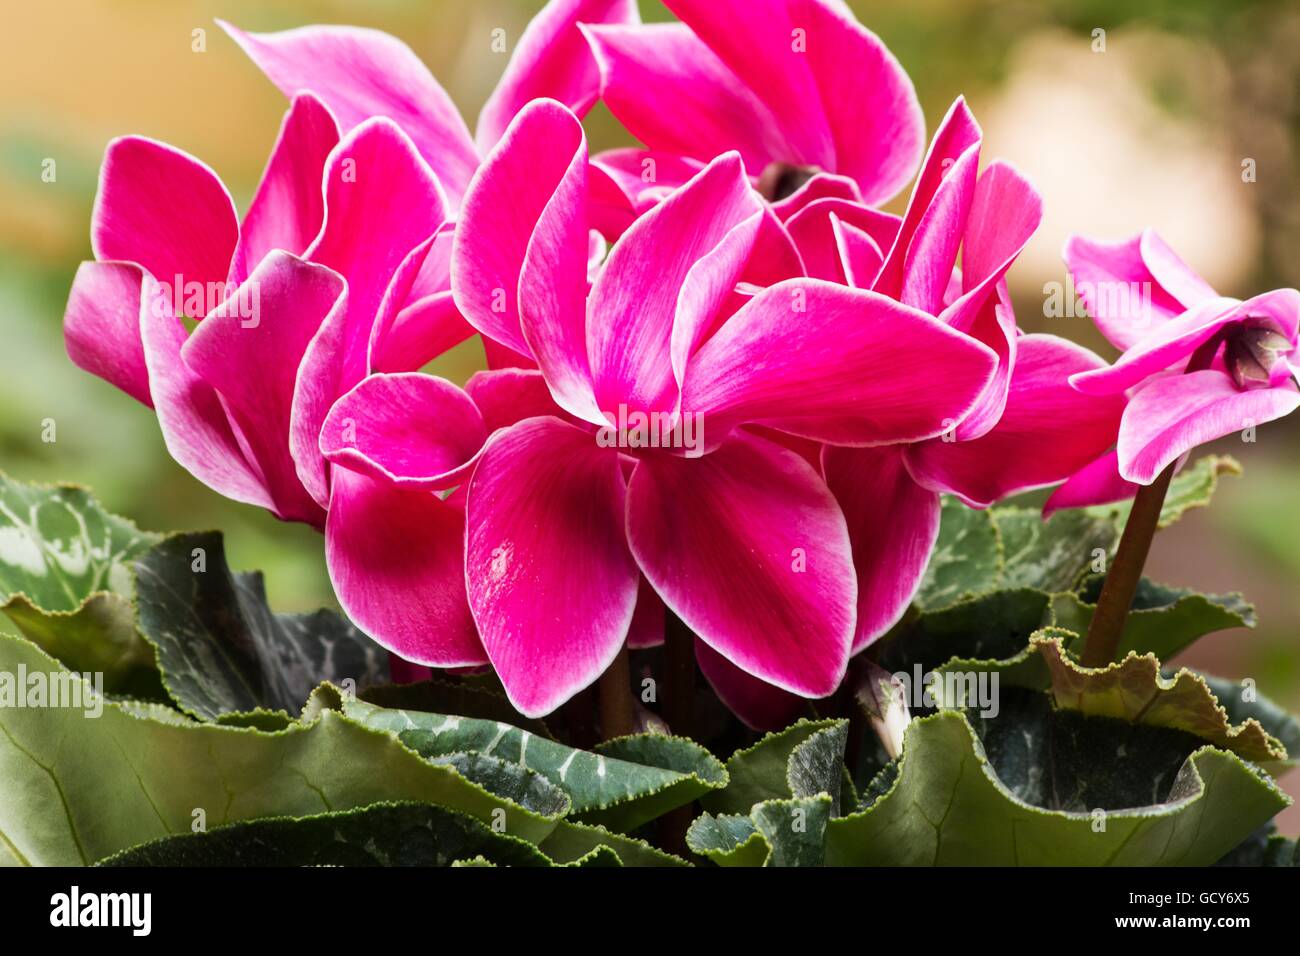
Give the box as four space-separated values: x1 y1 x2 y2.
1199 673 1300 769
133 531 389 719
0 473 160 693
0 632 564 866
343 698 726 832
877 589 1050 678
702 718 841 815
1033 637 1286 765
360 677 554 738
1052 578 1254 660
537 820 689 867
915 498 1001 610
786 721 848 815
685 813 768 866
825 694 1288 865
96 801 555 867
752 796 832 867
990 507 1116 593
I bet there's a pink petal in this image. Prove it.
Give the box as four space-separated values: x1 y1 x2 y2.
464 368 569 432
823 445 941 653
64 261 152 407
229 92 340 287
92 136 238 294
513 107 603 423
876 97 981 300
785 0 925 204
1069 295 1243 396
1140 229 1218 310
292 119 450 505
218 20 478 206
681 280 998 447
661 0 836 169
582 22 792 177
1118 371 1300 483
942 286 1018 441
627 576 666 650
831 216 885 289
451 100 584 373
961 161 1044 295
785 198 896 284
589 152 764 416
320 373 486 490
694 637 807 732
475 0 638 151
770 171 863 221
326 467 485 667
625 431 854 697
1041 449 1138 517
465 418 637 716
182 252 344 525
369 290 474 373
138 275 272 509
905 335 1127 507
1062 230 1196 350
587 149 703 240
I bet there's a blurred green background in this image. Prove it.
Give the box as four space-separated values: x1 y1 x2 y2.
1 1 1298 828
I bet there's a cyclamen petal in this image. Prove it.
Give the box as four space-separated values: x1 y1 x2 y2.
1061 230 1195 349
823 445 941 653
92 136 239 295
466 417 638 717
452 100 584 364
905 335 1127 508
681 279 998 447
1118 371 1300 484
320 373 486 490
1041 449 1140 518
694 637 808 732
64 261 152 408
626 431 855 698
229 92 340 287
588 151 764 417
475 0 639 151
219 20 479 206
183 251 344 526
138 275 273 511
583 22 792 178
326 467 485 667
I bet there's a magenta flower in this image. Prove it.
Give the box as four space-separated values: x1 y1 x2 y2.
63 93 470 529
1058 229 1299 487
344 98 996 717
580 0 925 206
694 99 1128 728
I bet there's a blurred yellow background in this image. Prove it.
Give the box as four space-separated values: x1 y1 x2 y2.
2 0 1298 829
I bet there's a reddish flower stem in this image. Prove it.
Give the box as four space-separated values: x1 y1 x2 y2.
597 644 635 741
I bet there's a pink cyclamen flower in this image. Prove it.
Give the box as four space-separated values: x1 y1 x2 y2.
580 0 925 207
356 98 998 717
676 97 1128 729
1056 229 1300 489
64 91 474 529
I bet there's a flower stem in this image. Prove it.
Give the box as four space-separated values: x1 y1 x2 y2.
1078 462 1175 667
658 613 697 858
597 645 635 741
1079 331 1226 668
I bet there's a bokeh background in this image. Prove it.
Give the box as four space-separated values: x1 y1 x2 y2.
2 1 1298 829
